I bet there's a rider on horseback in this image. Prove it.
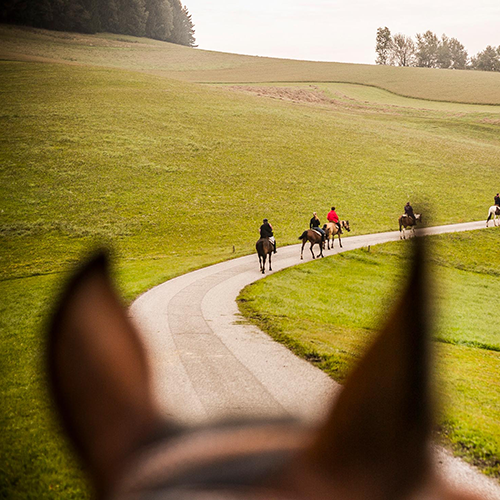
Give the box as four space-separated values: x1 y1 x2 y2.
260 218 277 253
495 193 500 207
310 212 326 242
327 206 342 234
404 202 416 224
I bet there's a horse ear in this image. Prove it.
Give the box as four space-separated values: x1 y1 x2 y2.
301 239 434 498
47 252 165 496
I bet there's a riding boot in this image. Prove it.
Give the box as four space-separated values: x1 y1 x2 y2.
273 242 277 254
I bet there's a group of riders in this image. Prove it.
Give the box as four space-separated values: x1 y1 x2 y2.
259 194 500 253
259 206 344 252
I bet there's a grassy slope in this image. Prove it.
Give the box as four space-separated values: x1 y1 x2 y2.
2 61 499 283
238 231 500 477
2 24 500 105
1 27 500 496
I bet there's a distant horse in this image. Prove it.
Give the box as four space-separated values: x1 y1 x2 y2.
486 205 500 227
399 214 422 239
298 229 324 260
324 220 351 249
256 237 273 273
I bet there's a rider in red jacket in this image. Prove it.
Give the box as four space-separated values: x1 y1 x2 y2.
327 207 341 233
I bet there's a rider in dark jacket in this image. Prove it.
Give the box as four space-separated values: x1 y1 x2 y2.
260 219 276 253
495 193 500 207
309 212 325 240
404 202 416 224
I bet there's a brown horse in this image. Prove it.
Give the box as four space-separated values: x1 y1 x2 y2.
256 237 273 274
399 213 422 239
45 243 486 500
298 229 324 259
324 220 351 249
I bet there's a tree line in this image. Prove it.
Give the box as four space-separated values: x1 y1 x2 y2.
1 0 196 47
376 27 500 72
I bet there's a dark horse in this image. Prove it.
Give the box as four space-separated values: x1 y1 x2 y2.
298 229 324 260
323 220 351 249
399 213 422 239
256 237 273 273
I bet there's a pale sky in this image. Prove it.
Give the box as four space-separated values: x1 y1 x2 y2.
185 0 500 65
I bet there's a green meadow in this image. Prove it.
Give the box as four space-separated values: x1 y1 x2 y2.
1 25 499 496
2 25 500 104
238 231 500 477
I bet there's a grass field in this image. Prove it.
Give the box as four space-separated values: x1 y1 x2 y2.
2 24 500 104
1 25 499 497
238 231 500 477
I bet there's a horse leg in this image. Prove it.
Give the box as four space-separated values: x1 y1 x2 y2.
258 254 263 272
310 243 315 259
338 233 342 248
300 241 305 260
486 212 492 227
268 251 272 271
261 254 266 274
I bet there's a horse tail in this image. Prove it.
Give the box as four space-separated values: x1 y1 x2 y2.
487 212 492 222
298 231 308 240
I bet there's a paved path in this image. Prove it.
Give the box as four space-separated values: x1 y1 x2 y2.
130 220 500 499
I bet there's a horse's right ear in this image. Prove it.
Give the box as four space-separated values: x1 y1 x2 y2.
47 252 166 496
292 239 435 499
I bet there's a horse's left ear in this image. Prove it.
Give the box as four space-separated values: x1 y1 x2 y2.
47 252 166 496
295 239 434 499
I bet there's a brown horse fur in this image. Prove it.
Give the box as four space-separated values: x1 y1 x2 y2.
298 229 325 260
323 220 351 249
256 237 273 274
47 242 483 500
399 213 422 239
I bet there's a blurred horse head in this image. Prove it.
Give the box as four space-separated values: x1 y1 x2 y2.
47 242 481 499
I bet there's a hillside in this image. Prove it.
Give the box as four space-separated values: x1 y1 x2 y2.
1 23 500 497
2 24 500 105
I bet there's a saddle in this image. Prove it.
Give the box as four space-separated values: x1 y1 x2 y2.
312 228 323 237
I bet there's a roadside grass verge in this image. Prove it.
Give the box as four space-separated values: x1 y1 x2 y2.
1 56 499 495
238 230 500 478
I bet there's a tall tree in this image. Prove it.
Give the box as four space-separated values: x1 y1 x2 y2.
145 0 173 41
436 35 451 69
99 0 120 33
448 37 468 69
64 0 100 33
116 0 147 36
375 27 392 65
169 0 196 47
390 34 415 67
471 45 500 72
415 30 439 68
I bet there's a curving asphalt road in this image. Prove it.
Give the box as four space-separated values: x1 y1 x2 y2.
130 220 500 499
